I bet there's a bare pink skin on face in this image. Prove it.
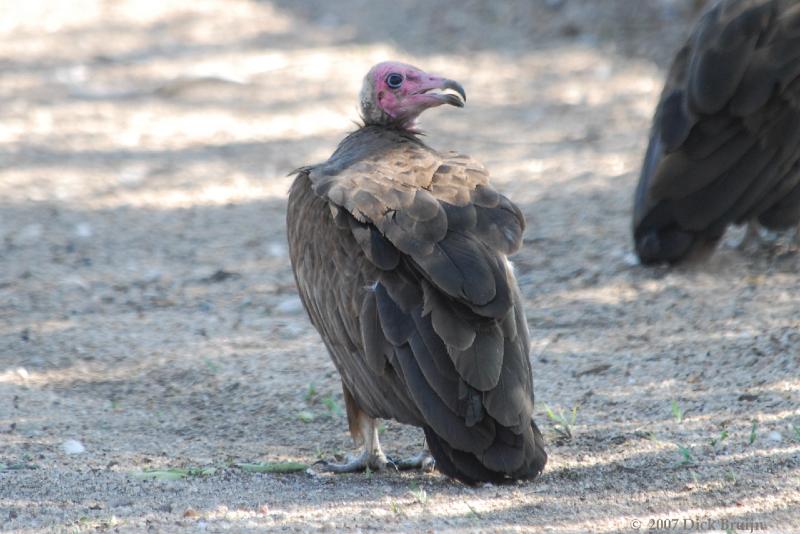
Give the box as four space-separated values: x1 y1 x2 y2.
360 61 466 130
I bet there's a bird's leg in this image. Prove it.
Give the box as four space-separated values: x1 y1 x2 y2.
316 387 388 473
737 221 762 250
317 416 388 473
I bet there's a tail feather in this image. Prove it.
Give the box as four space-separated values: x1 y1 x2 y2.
424 420 547 485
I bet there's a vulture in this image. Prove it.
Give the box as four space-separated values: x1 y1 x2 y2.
286 61 547 484
633 0 800 264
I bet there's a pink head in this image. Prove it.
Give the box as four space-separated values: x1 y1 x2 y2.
359 61 466 130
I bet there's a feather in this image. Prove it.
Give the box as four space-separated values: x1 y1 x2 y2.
447 322 504 391
633 0 800 264
375 283 415 345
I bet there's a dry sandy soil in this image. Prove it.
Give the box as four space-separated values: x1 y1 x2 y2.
1 0 799 532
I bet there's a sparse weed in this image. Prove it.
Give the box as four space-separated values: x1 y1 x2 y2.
408 481 428 505
297 411 314 423
676 444 695 466
543 404 577 440
709 430 729 448
390 501 406 517
322 396 343 417
235 462 307 474
133 466 216 480
749 421 758 445
671 400 683 423
304 384 317 402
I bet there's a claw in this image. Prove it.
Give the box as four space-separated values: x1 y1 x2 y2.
315 449 389 473
388 451 435 471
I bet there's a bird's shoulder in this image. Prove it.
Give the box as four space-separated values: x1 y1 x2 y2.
296 125 523 257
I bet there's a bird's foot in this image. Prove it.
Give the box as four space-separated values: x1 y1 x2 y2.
315 449 389 473
736 221 763 251
388 451 435 472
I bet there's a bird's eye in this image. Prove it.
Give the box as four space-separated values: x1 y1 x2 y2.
386 73 403 88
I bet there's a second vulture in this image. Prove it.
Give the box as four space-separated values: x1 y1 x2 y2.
633 0 800 264
286 61 547 484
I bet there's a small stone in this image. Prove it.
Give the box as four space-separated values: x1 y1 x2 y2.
183 508 199 518
267 242 287 257
623 252 640 266
62 439 86 454
74 222 93 238
274 297 303 315
767 431 782 442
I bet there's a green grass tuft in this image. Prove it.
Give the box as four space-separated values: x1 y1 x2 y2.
543 404 577 440
709 430 729 447
676 444 695 466
297 411 315 423
408 481 428 505
321 396 343 417
671 400 683 423
235 462 308 473
133 467 216 480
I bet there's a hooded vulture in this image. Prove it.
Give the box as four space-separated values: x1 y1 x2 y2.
286 61 547 484
633 0 800 264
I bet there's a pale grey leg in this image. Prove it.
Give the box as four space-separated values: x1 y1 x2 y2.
317 417 388 473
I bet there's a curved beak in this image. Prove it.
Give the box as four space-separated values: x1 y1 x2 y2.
440 79 466 107
412 76 466 108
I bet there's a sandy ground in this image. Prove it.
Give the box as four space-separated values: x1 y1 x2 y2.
1 0 799 532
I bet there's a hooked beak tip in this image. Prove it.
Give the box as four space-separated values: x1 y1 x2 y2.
443 79 466 105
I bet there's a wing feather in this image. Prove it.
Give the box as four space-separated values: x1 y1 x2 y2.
634 0 800 263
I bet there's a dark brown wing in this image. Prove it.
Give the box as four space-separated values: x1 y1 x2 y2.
633 0 800 263
287 126 546 483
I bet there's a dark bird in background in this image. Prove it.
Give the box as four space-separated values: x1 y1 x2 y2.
286 61 547 484
633 0 800 264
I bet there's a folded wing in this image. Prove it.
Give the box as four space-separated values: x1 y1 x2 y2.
634 0 800 263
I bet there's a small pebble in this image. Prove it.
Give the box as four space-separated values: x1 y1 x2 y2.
623 252 640 266
275 297 303 315
62 439 86 454
767 431 782 442
74 222 92 238
267 242 287 257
